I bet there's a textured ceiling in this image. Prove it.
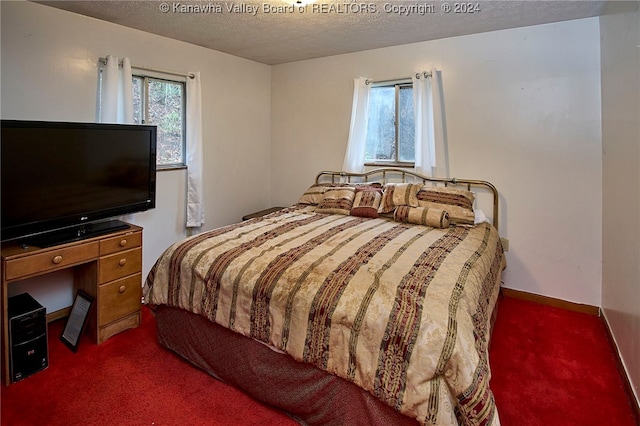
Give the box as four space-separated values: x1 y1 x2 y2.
36 0 618 65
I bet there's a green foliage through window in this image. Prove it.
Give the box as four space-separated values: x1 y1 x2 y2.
133 76 185 167
365 82 415 165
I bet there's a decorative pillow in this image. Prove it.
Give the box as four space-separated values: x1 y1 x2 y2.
317 187 356 215
297 184 326 205
297 182 381 205
378 183 420 214
350 187 383 218
416 186 475 225
339 182 382 189
394 206 450 228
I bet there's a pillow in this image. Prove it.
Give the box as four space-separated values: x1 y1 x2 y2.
378 183 421 214
297 182 382 205
394 206 450 228
297 184 326 205
416 186 475 225
317 187 356 215
344 182 382 189
350 187 383 218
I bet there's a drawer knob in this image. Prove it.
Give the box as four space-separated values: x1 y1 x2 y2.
118 285 126 294
119 258 127 267
52 255 63 264
119 239 128 247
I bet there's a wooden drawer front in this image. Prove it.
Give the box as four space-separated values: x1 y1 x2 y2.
99 248 142 283
100 231 142 256
4 242 99 281
98 274 142 325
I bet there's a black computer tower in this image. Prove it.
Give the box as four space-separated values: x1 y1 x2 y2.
8 293 48 382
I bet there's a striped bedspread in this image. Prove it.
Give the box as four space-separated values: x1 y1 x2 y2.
144 206 505 425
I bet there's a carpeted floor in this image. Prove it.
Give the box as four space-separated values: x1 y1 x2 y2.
489 297 637 425
1 296 637 425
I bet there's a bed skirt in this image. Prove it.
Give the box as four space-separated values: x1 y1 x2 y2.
155 305 420 426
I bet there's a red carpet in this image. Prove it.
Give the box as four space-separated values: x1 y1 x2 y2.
489 297 637 425
1 308 297 426
1 296 637 425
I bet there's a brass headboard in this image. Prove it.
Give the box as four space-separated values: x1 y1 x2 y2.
315 168 499 231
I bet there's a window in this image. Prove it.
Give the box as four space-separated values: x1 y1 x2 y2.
132 75 186 168
365 81 415 166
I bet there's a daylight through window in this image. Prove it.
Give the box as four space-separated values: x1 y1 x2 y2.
132 75 185 168
365 81 415 166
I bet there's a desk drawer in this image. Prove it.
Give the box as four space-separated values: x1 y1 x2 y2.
4 242 99 281
100 232 142 256
98 274 142 325
98 248 142 283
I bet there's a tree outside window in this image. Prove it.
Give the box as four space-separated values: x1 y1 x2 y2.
133 76 185 168
365 82 415 166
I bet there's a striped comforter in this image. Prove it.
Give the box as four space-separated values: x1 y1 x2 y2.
144 206 505 425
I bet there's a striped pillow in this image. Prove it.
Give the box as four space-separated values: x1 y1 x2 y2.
416 186 475 225
394 206 450 228
317 187 356 215
350 187 383 218
298 182 382 205
378 183 421 214
297 184 326 205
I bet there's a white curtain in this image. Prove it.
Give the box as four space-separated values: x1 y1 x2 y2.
99 55 133 124
342 77 371 173
186 72 205 228
412 69 448 177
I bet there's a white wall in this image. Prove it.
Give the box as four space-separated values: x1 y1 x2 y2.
1 1 271 311
600 8 640 408
271 18 603 306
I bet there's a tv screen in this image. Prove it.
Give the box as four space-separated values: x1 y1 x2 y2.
1 120 156 245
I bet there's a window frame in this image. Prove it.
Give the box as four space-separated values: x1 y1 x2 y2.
132 73 187 171
364 79 415 168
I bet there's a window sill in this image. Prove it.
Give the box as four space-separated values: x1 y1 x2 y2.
364 162 415 168
157 164 187 172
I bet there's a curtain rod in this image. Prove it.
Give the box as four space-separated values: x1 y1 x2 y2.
99 57 194 79
366 71 432 85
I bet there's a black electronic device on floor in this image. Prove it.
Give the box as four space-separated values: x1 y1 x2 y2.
8 293 48 382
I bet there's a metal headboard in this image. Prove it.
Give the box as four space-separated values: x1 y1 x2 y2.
315 168 499 231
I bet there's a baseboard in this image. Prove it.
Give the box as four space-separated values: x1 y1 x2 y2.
46 307 71 323
599 311 640 424
500 288 600 316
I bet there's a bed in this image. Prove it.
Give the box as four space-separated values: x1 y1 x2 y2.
143 168 506 426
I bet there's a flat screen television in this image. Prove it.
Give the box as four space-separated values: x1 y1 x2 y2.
1 120 156 247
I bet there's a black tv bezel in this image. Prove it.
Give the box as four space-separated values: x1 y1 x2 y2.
1 119 157 245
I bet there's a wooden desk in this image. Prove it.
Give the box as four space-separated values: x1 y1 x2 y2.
1 224 143 385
